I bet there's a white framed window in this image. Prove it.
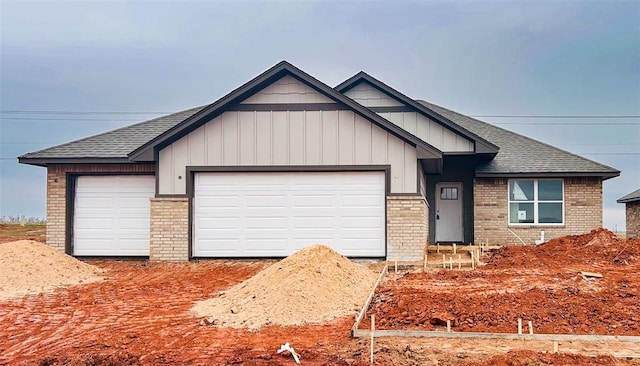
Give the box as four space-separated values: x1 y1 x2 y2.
508 179 564 225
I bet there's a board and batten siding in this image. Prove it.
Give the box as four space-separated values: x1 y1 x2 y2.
344 81 474 153
241 75 334 104
379 112 473 153
343 82 404 107
158 110 418 195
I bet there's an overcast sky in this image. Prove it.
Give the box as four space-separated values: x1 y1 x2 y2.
1 0 639 231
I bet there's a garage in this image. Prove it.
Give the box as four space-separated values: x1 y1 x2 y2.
73 175 155 256
193 171 386 257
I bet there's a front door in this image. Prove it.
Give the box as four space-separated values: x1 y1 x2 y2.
435 182 463 242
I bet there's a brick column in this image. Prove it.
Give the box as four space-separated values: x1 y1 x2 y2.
46 169 67 251
150 197 189 261
386 196 428 261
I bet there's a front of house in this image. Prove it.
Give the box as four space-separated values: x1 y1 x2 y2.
19 62 619 261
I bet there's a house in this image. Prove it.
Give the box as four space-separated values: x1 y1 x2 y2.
19 61 620 261
617 189 640 239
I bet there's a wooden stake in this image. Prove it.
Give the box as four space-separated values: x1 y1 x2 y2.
423 251 428 271
458 254 461 269
553 341 558 353
518 318 523 335
453 243 457 254
471 251 475 270
394 260 398 274
446 320 451 332
443 254 446 268
528 321 533 335
449 257 453 270
437 243 440 253
370 314 375 364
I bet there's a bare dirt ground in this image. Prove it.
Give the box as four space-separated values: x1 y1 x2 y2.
0 223 45 243
1 224 639 365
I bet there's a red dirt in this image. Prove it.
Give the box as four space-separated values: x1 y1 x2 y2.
0 260 370 365
364 229 640 335
459 350 630 366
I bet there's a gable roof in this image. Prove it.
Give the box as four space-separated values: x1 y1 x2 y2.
417 100 620 179
128 61 442 162
617 188 640 203
18 106 205 166
336 71 499 155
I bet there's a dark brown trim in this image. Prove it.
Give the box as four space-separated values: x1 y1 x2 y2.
228 103 349 111
19 157 131 167
368 106 415 113
185 165 392 260
335 72 500 154
128 61 443 163
65 172 156 257
65 174 76 255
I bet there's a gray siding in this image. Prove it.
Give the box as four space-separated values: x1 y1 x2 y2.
241 75 334 104
344 82 404 107
158 110 418 195
379 111 474 153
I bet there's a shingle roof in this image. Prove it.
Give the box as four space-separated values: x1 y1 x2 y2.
617 188 640 203
417 100 620 178
19 106 205 163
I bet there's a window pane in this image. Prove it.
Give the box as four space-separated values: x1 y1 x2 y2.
510 202 534 224
509 180 534 201
539 203 562 223
539 180 563 201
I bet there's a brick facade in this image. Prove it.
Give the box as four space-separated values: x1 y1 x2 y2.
386 196 428 261
474 177 603 245
626 201 640 239
45 163 155 252
149 197 189 261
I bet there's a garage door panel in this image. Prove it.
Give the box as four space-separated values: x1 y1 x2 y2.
73 175 154 256
194 171 385 257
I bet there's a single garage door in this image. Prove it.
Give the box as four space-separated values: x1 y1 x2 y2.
73 175 155 256
193 171 385 257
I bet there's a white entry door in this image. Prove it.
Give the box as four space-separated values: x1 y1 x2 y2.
435 182 463 242
193 171 386 257
73 175 155 256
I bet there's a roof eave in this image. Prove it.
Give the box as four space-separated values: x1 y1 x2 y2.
18 156 134 167
475 171 620 180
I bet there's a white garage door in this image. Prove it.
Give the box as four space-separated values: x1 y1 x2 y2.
193 171 385 257
73 175 155 256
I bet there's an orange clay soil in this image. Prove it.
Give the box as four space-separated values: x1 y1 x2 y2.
0 223 45 243
364 229 640 335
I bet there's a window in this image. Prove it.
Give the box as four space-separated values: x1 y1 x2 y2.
508 179 563 225
440 187 458 200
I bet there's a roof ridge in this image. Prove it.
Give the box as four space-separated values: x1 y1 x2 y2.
416 99 619 173
19 105 205 159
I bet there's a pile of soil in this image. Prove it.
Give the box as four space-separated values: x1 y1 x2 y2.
0 240 104 300
191 244 377 330
486 228 640 268
460 350 630 366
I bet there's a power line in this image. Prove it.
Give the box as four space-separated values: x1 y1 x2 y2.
492 122 640 126
0 117 140 122
0 110 167 115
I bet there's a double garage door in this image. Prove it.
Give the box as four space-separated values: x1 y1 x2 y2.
73 172 385 257
193 171 386 257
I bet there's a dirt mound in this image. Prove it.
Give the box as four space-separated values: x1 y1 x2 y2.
0 240 104 300
486 229 640 268
191 244 377 330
